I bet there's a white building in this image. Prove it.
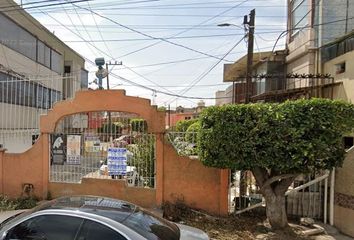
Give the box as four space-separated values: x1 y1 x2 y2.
0 0 88 153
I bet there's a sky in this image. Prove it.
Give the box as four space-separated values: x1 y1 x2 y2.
15 0 287 108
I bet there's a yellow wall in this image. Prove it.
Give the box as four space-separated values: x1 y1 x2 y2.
334 149 354 237
323 51 354 103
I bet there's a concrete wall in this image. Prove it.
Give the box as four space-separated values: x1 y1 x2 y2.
162 143 229 216
49 180 157 209
323 51 354 103
334 149 354 237
0 90 229 216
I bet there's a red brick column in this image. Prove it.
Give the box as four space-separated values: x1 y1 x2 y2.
155 133 164 206
0 148 6 195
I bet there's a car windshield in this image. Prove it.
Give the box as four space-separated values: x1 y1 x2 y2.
121 207 180 240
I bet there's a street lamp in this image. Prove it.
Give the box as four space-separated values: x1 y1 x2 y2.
95 57 108 89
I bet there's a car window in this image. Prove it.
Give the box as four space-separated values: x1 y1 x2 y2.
5 215 83 240
122 208 179 240
77 220 127 240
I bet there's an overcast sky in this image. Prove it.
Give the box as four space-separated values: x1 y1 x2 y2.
15 0 287 108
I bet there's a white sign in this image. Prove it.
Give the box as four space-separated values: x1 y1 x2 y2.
107 148 127 176
67 135 81 165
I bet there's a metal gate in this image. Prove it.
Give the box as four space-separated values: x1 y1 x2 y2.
228 170 328 220
49 111 156 188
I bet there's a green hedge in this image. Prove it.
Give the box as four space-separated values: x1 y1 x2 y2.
175 119 198 132
198 99 354 173
186 121 201 143
131 119 148 133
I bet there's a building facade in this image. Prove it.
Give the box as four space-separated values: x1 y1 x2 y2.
287 0 354 236
0 0 88 153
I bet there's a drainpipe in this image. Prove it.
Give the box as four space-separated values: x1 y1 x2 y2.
329 167 335 226
324 175 328 224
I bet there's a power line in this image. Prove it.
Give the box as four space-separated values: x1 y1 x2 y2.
0 0 92 12
165 35 246 103
65 3 239 62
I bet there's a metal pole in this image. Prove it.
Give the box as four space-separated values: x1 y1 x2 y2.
168 104 171 128
106 63 110 90
245 9 255 104
232 81 235 104
106 63 112 142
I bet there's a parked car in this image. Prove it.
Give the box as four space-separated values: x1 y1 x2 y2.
0 195 209 240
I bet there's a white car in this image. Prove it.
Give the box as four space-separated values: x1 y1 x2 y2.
0 196 210 240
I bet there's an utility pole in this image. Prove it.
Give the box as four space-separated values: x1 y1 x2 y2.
106 61 122 90
244 9 255 104
105 61 122 141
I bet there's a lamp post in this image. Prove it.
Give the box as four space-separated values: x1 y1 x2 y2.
218 9 255 104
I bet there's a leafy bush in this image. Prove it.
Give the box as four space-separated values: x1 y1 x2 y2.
175 119 198 132
98 122 123 134
198 98 354 229
0 196 38 210
185 121 201 143
131 119 148 133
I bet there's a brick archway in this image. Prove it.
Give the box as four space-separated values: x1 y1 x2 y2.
40 90 165 134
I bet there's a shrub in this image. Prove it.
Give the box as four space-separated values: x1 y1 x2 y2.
175 119 198 132
131 119 148 133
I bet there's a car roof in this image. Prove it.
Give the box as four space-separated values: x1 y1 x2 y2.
34 196 137 223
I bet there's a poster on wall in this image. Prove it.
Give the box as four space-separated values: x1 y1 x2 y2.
107 148 127 176
50 134 66 165
67 135 81 165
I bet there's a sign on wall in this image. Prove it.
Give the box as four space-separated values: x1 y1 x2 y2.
107 148 127 176
51 134 66 165
67 135 81 165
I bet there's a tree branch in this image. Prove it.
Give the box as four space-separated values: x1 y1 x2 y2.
261 174 297 190
275 176 297 195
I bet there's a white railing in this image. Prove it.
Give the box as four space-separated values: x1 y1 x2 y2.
0 73 81 153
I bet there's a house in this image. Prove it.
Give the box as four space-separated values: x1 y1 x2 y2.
217 50 287 104
0 0 88 153
166 101 206 128
287 0 354 236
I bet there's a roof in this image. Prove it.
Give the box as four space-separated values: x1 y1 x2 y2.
223 50 286 82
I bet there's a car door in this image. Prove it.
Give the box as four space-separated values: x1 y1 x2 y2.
75 219 128 240
3 215 83 240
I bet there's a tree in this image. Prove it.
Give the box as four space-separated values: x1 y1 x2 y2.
198 99 354 230
175 118 198 132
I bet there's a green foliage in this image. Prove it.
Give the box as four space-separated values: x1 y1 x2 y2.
131 119 148 133
158 106 167 112
198 99 354 174
186 121 201 143
175 118 198 132
98 122 123 134
126 135 155 187
0 196 38 210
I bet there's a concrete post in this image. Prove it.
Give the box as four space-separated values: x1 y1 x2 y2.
0 148 6 195
155 133 164 206
41 134 50 199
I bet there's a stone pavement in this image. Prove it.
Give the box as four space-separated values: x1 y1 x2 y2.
313 223 354 240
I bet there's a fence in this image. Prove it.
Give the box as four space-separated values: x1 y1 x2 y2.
50 111 156 188
167 131 329 220
0 73 81 153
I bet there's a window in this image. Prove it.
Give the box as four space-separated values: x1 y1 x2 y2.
77 220 126 240
335 62 346 74
122 208 180 240
81 69 89 89
0 72 59 109
290 0 308 35
5 215 83 240
0 13 36 61
51 50 63 74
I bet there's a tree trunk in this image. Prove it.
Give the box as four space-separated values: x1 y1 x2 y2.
252 167 296 230
263 191 288 230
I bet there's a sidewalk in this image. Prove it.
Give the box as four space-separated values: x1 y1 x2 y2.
313 223 354 240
